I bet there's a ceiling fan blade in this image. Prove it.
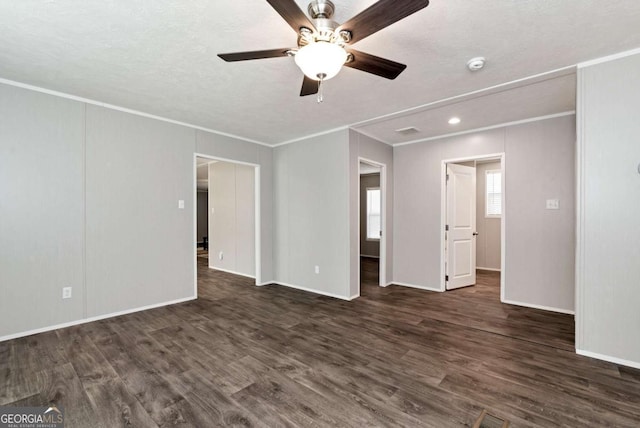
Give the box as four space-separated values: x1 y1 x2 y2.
266 0 317 34
218 48 292 62
338 0 429 45
300 75 319 96
345 49 407 80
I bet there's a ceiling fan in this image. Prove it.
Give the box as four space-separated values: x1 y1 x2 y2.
218 0 430 101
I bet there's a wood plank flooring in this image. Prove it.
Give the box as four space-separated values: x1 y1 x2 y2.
1 256 640 427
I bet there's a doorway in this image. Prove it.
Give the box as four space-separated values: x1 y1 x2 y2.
193 154 261 297
196 157 213 262
358 158 387 295
441 154 505 299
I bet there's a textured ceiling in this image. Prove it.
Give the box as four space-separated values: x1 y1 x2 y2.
0 1 639 145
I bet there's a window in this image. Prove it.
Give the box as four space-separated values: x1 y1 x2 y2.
486 170 502 217
366 187 381 240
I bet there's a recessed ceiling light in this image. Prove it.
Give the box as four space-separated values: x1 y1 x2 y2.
448 117 461 125
467 57 486 71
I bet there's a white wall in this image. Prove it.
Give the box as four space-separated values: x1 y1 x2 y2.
0 82 273 340
0 84 85 337
476 161 502 270
273 130 351 299
208 162 255 277
577 52 640 367
393 115 575 312
85 106 195 317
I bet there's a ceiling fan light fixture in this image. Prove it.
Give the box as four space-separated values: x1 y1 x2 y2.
294 41 347 81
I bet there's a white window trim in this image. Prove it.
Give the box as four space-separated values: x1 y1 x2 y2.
485 169 502 218
366 186 381 241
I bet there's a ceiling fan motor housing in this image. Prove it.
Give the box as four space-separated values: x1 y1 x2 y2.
301 0 344 44
308 0 335 19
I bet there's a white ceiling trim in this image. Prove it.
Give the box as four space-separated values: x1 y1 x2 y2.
393 111 576 147
0 77 271 148
350 65 576 131
271 125 350 148
577 46 640 68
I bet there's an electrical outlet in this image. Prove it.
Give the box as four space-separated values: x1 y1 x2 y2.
62 287 72 299
178 200 185 209
219 251 224 261
546 199 560 210
315 265 320 274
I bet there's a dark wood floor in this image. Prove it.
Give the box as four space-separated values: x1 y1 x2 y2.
2 257 640 427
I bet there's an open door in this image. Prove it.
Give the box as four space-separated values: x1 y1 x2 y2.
445 163 477 290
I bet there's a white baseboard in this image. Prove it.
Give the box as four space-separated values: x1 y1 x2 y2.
501 298 575 315
349 293 360 300
256 281 272 286
209 265 256 279
393 281 444 292
0 295 197 343
576 349 640 370
271 281 353 301
381 281 394 288
477 267 501 272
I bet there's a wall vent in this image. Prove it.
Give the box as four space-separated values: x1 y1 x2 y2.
395 126 420 136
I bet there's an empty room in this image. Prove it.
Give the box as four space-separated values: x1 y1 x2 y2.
1 1 640 427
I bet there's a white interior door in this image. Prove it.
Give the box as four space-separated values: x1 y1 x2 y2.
445 163 477 290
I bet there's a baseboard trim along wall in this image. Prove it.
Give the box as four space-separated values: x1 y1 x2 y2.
502 298 575 315
393 282 444 293
577 349 640 370
272 281 354 301
477 267 501 272
209 266 256 279
0 295 197 343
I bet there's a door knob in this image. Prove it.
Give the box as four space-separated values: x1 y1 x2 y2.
473 232 479 236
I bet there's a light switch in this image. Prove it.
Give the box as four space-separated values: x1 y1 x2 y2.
178 200 185 209
546 199 559 210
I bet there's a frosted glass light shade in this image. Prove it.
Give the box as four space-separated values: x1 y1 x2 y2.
294 41 347 81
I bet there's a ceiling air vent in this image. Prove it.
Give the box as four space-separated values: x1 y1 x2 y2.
395 126 420 136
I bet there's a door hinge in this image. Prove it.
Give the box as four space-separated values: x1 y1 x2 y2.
445 224 449 231
446 174 450 181
445 275 449 282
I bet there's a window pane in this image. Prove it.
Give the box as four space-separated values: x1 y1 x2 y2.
367 188 381 239
368 214 381 240
486 170 502 217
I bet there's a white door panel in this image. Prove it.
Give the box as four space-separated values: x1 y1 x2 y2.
446 164 477 290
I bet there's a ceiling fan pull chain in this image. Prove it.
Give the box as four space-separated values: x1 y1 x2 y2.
317 73 325 103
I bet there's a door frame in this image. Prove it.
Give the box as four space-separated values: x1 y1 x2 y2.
358 157 387 291
440 153 505 301
193 153 261 298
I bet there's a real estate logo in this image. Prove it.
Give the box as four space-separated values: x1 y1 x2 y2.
0 405 64 428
